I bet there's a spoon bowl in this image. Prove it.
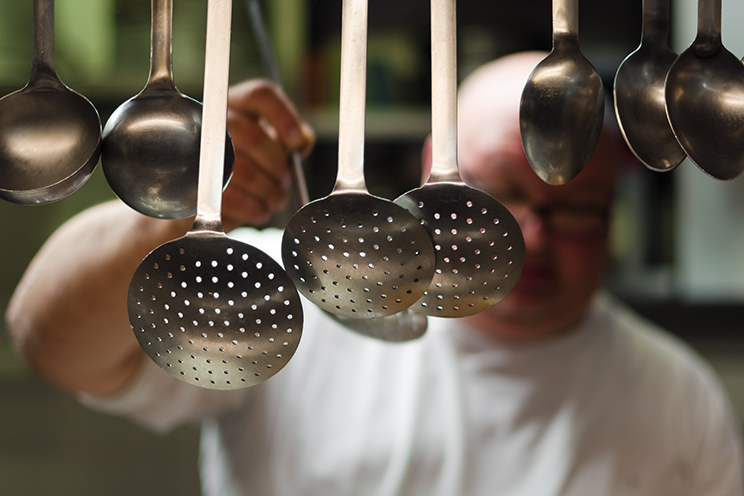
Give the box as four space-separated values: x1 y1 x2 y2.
665 0 744 180
519 0 604 185
614 0 684 172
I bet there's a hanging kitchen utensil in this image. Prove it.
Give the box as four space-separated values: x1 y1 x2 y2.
613 0 685 172
281 0 436 320
128 0 303 390
0 0 101 205
665 0 744 180
519 0 604 185
102 0 234 219
245 0 427 341
394 0 524 318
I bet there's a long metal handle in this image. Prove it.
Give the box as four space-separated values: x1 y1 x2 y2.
695 0 721 56
429 0 461 183
641 0 672 47
245 0 309 207
333 0 368 193
553 0 579 43
148 0 175 88
30 0 57 83
193 0 232 231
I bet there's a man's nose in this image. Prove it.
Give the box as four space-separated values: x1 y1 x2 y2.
518 211 550 252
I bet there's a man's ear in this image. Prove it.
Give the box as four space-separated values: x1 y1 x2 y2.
421 134 433 184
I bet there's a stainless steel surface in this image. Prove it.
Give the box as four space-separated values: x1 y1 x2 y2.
665 0 744 181
247 0 427 340
394 0 524 318
281 0 435 320
613 0 684 172
101 0 234 220
519 0 604 185
0 0 101 205
128 0 303 390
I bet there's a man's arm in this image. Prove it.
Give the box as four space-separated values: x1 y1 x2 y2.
6 80 313 396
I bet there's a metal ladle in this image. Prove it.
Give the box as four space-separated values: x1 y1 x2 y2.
102 0 234 219
0 0 101 205
394 0 525 318
613 0 685 172
519 0 604 185
245 0 427 342
665 0 744 181
128 0 303 390
281 0 436 320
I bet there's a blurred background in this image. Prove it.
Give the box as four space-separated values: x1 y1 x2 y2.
0 0 743 494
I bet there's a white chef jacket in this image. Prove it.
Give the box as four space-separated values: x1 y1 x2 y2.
83 227 744 496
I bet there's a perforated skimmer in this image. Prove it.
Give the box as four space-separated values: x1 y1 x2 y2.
127 0 303 390
281 0 435 319
394 0 524 318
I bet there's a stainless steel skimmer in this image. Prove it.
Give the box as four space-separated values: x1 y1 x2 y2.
395 0 525 318
281 0 435 319
127 0 303 390
245 0 427 341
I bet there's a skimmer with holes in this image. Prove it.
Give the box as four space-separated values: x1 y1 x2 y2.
127 0 302 389
395 0 524 318
281 0 435 319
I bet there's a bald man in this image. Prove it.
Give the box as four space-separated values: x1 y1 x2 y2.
7 54 743 496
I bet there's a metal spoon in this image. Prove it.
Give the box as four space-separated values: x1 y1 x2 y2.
281 0 436 320
102 0 234 219
0 0 101 205
245 0 427 341
613 0 685 172
665 0 744 181
128 0 303 390
519 0 604 185
394 0 524 318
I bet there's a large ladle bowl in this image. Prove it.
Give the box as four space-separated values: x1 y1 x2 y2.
102 0 233 219
0 0 101 205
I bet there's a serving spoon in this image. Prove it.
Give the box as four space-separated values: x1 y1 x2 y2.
128 0 303 390
665 0 744 180
613 0 685 172
0 0 101 205
519 0 604 185
102 0 233 219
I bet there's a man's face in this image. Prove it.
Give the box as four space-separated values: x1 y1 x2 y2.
457 123 617 340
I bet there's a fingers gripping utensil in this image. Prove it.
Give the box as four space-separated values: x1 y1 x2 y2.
519 0 604 185
0 0 101 205
244 0 308 209
102 0 234 219
395 0 524 318
613 0 685 172
245 0 427 341
128 0 303 390
665 0 744 180
281 0 436 320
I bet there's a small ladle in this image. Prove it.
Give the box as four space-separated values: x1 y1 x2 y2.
0 0 101 205
102 0 234 219
665 0 744 180
128 0 303 390
281 0 436 319
394 0 524 318
519 0 604 185
613 0 685 172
